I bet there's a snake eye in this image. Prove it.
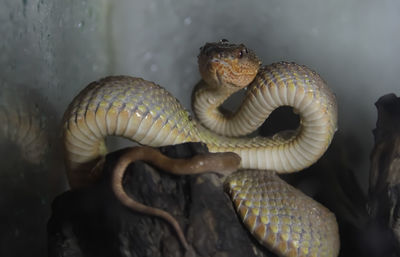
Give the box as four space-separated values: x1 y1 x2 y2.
238 47 249 58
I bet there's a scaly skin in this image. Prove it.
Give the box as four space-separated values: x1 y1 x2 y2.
225 170 339 257
62 40 339 257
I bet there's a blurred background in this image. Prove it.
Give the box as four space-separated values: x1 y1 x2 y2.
1 0 400 256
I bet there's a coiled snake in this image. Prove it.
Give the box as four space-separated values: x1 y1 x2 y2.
63 40 339 257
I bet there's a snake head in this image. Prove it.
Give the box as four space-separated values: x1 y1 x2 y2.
198 39 261 90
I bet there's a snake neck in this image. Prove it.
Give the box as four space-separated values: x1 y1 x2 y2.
193 62 338 173
192 79 242 135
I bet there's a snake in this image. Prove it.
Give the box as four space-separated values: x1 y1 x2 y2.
62 40 339 257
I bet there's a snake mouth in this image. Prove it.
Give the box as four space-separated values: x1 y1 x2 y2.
215 69 224 87
209 58 259 89
209 58 233 88
213 63 248 90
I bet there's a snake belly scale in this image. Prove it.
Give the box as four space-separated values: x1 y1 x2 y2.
63 40 339 257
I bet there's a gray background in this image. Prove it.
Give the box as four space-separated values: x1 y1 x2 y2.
1 0 399 255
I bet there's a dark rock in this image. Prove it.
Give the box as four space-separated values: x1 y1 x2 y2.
367 94 400 256
47 142 274 257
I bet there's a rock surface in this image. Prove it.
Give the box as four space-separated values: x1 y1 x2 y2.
367 94 400 256
47 143 274 257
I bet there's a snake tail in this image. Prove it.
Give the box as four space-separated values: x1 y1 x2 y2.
112 146 241 250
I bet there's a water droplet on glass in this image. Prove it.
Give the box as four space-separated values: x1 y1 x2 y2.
143 52 152 61
184 17 192 26
150 64 158 72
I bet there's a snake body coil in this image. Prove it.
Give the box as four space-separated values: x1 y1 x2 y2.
63 41 339 257
225 170 339 257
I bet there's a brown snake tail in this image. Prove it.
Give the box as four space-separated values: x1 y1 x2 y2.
111 146 241 250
